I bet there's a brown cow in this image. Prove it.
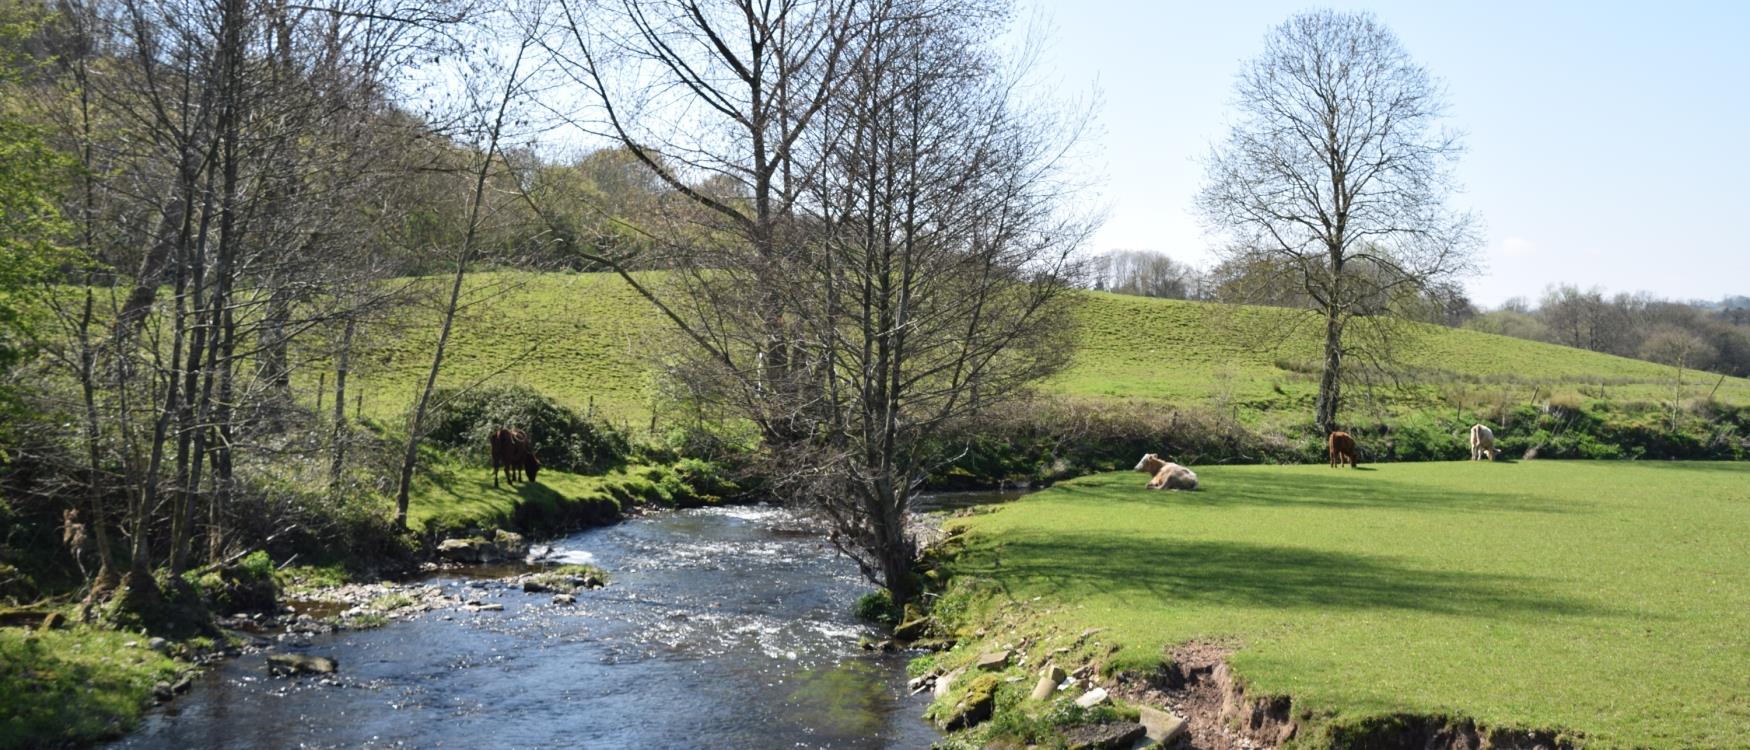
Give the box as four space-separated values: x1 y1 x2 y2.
1134 453 1199 490
1327 431 1359 468
490 428 540 487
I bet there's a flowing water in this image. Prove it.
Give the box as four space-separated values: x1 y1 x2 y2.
108 500 999 750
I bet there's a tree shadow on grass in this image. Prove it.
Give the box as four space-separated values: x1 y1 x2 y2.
961 529 1625 621
1622 461 1750 475
1056 472 1589 516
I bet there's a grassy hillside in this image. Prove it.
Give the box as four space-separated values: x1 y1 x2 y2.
929 461 1750 748
320 271 1750 426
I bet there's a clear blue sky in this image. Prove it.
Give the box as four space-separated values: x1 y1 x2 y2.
1023 0 1750 307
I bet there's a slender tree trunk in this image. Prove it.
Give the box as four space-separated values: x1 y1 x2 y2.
393 41 527 529
329 316 354 486
77 287 115 589
71 53 115 590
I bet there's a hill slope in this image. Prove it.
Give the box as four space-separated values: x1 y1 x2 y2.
320 272 1750 426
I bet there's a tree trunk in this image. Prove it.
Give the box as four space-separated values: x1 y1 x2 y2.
1316 309 1343 435
393 40 526 529
76 287 115 589
329 316 354 486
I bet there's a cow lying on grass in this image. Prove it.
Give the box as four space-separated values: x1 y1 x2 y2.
1134 453 1199 490
490 427 540 487
1328 431 1359 468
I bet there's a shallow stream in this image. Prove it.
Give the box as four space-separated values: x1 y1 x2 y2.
108 500 990 749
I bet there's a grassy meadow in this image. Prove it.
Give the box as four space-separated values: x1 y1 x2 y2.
312 272 1750 427
932 461 1750 748
0 627 181 748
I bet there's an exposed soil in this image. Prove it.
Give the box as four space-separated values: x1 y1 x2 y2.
1113 641 1577 750
1114 640 1293 750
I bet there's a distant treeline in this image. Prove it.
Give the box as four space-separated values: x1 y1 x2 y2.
1086 250 1750 377
1467 288 1750 378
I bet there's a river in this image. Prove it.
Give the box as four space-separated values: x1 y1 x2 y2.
108 498 1014 749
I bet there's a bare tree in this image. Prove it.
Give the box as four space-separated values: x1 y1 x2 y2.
1197 10 1478 434
1093 250 1204 300
17 0 466 621
393 14 540 529
538 0 1087 603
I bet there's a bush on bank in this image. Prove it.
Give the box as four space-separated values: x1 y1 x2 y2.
924 396 1749 489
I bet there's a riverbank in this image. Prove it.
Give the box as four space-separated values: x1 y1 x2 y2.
0 455 727 750
909 461 1750 749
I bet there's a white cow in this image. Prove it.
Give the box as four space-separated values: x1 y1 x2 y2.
1134 453 1199 490
1469 424 1499 461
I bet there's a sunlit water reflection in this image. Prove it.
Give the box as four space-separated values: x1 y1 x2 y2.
111 504 944 749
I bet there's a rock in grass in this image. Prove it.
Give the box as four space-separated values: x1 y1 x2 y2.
267 653 338 676
1029 674 1058 701
1061 721 1146 750
1074 686 1110 708
936 674 999 730
1137 705 1187 745
934 667 965 700
974 649 1011 671
1029 664 1067 701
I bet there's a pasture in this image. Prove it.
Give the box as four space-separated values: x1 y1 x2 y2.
308 272 1750 427
937 461 1750 748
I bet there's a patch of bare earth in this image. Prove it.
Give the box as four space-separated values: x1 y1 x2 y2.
1114 641 1293 750
1112 641 1574 750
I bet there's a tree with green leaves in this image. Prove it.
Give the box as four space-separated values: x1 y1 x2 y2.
0 1 73 419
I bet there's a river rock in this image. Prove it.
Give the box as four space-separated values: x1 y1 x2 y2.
936 674 998 731
522 579 552 593
1061 721 1146 750
267 653 338 676
436 530 528 563
1074 687 1110 709
552 593 576 605
909 637 956 652
974 650 1011 671
436 537 485 562
1137 705 1188 745
893 616 931 641
153 682 174 702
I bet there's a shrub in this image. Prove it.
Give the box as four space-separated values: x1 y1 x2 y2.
183 550 278 614
425 385 629 474
853 589 901 625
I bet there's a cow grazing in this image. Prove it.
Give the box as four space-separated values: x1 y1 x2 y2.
490 428 540 487
1134 453 1199 491
1469 424 1499 461
1327 431 1359 468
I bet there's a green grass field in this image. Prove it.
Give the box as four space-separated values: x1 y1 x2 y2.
315 272 1750 426
0 627 181 748
936 461 1750 747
